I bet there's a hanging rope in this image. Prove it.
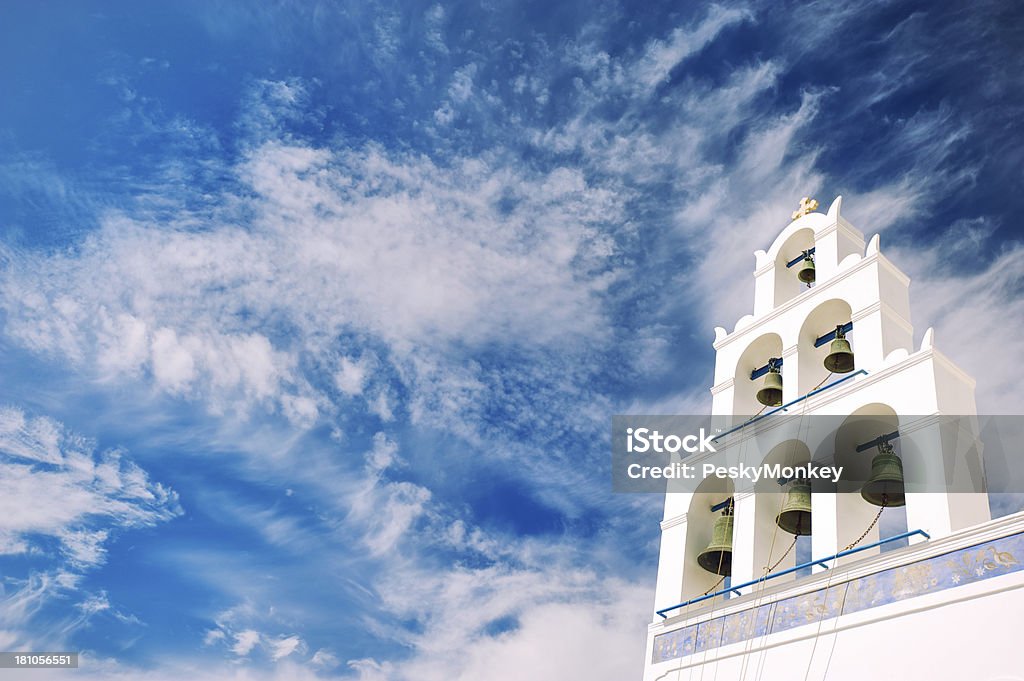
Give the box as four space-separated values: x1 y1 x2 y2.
748 399 816 681
702 575 725 596
799 559 840 681
703 374 831 681
684 497 734 681
812 494 892 680
752 373 854 681
798 496 888 681
737 477 787 681
698 501 733 681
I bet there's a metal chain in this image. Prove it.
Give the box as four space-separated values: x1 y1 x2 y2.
843 496 887 552
764 536 799 574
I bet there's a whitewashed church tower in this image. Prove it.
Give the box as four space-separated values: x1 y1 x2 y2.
641 197 1024 680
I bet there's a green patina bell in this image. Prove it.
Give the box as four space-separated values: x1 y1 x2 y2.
861 443 906 507
697 509 734 576
824 326 855 374
797 252 816 284
776 480 812 536
756 366 783 407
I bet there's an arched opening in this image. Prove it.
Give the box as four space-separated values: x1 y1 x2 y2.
773 227 815 307
798 298 854 395
751 439 813 583
832 404 908 562
733 332 784 417
683 476 735 600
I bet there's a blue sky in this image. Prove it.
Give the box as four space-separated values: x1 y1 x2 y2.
0 1 1022 679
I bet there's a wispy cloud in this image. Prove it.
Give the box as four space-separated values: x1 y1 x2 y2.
0 406 180 567
0 405 179 650
631 5 753 94
891 231 1024 413
0 134 626 434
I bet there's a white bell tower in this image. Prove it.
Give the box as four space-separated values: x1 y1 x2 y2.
641 197 1024 681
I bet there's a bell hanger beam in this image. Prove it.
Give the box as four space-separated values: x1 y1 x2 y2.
814 321 853 348
775 432 900 485
710 497 734 513
856 430 901 453
785 247 816 268
749 357 783 380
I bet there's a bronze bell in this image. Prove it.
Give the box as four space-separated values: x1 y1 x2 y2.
861 442 906 507
756 365 783 407
797 251 815 284
824 325 855 373
776 480 812 535
697 509 733 576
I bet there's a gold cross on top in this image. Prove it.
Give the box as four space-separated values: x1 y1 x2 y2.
791 197 819 220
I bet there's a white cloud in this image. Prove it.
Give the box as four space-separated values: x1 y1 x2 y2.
0 407 180 569
0 138 625 431
334 356 368 396
632 5 752 93
57 528 111 569
448 63 477 103
268 634 303 661
891 236 1024 413
97 312 150 377
0 406 63 464
424 4 448 54
310 649 339 668
232 629 261 656
345 435 431 557
202 628 226 646
668 89 827 332
77 592 111 616
201 600 309 666
150 327 197 393
368 391 394 423
345 547 651 681
0 406 180 651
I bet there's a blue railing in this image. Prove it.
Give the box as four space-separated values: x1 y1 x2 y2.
656 529 930 619
712 369 868 444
